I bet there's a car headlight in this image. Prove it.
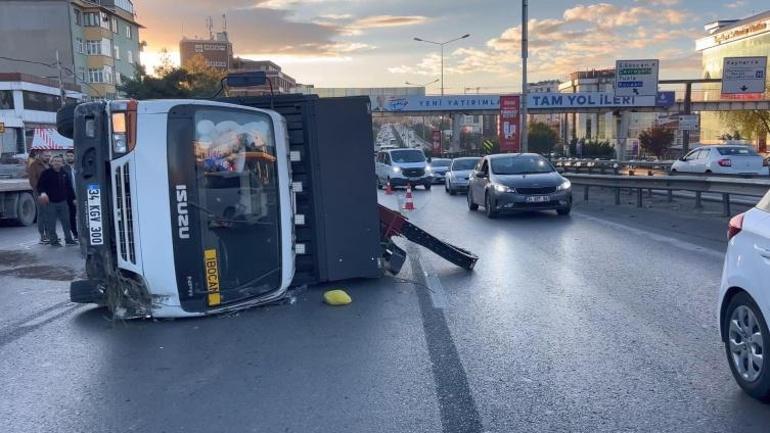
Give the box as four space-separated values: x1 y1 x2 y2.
426 166 432 172
557 179 572 191
493 183 515 193
392 166 401 173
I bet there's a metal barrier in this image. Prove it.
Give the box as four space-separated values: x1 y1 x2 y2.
564 173 770 217
554 158 673 176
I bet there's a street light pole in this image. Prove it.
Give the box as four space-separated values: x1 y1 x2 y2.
521 0 529 153
414 34 470 153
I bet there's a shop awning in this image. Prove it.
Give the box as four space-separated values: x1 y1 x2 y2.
30 128 73 150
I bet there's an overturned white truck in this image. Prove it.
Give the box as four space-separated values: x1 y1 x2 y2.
58 93 477 318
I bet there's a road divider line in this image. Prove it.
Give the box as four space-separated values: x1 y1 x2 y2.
573 211 725 260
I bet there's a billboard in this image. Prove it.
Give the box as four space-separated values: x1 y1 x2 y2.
431 130 441 153
499 95 520 153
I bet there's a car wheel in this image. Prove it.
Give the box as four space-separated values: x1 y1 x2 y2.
424 183 432 191
724 292 770 401
467 190 478 210
376 176 383 189
557 206 571 216
706 170 713 174
485 193 498 219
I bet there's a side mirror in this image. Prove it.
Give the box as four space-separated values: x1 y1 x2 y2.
475 172 486 178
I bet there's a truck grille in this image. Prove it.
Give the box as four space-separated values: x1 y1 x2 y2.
114 163 136 264
517 186 557 195
402 168 425 177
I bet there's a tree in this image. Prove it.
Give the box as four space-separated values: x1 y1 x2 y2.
719 110 769 142
119 51 225 99
527 122 559 155
638 125 675 159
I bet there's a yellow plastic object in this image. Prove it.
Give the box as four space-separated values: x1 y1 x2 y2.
323 289 352 306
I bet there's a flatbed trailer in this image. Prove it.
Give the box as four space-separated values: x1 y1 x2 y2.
0 178 36 226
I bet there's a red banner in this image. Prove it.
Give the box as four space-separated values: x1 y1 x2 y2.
431 130 441 154
499 95 521 153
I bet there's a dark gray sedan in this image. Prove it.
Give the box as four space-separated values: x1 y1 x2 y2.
467 153 572 218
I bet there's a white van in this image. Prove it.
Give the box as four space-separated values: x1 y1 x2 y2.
375 148 433 190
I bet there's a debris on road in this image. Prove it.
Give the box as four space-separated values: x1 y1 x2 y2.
323 289 352 306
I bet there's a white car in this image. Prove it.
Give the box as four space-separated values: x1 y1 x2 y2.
671 145 769 176
719 190 770 400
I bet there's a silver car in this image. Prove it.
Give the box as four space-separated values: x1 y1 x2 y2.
445 157 481 194
467 153 572 218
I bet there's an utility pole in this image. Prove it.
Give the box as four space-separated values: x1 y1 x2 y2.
521 0 529 153
56 50 65 108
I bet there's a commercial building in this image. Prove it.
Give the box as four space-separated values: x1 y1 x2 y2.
0 73 84 156
0 0 143 99
696 11 770 147
228 59 297 95
180 32 233 71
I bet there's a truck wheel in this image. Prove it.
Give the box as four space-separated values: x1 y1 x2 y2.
14 192 36 226
70 280 105 304
57 103 77 139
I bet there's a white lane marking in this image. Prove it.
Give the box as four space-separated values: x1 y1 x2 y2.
573 211 725 260
414 249 448 309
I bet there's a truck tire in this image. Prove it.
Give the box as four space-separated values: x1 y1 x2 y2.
57 103 77 139
70 280 105 304
14 192 36 226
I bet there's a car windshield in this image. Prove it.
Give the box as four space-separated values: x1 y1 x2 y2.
193 109 282 303
391 149 426 163
452 159 479 170
490 155 554 175
431 159 451 167
717 147 759 156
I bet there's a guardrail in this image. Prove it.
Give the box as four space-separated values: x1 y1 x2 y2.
554 158 673 176
564 173 770 216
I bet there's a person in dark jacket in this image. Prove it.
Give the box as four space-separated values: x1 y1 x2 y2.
63 150 78 239
37 155 77 246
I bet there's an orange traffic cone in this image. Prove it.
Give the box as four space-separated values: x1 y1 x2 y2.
385 180 393 195
404 184 415 211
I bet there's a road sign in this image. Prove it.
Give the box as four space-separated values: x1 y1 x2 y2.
615 59 659 97
721 56 767 94
678 114 698 131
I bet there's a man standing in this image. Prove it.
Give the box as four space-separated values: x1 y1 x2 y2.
27 150 51 244
63 150 78 240
37 155 77 247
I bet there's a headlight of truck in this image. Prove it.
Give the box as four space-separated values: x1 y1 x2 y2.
493 183 515 193
392 166 401 173
110 100 137 156
557 179 572 191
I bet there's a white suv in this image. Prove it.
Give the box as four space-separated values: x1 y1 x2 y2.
719 190 770 400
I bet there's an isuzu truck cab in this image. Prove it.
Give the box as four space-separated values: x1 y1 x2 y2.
66 99 295 318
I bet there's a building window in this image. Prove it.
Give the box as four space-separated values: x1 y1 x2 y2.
77 67 86 82
101 38 112 57
76 38 84 54
85 40 100 55
73 8 82 26
100 12 111 30
127 50 133 64
83 12 99 27
126 25 132 39
0 91 14 110
104 65 114 84
114 45 120 60
111 17 118 33
22 91 62 112
88 68 104 83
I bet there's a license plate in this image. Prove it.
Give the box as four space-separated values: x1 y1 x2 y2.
86 184 104 246
526 195 550 203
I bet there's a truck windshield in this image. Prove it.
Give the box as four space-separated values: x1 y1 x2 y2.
193 109 282 305
391 149 425 163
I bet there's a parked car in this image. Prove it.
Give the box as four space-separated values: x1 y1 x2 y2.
445 157 481 195
428 158 451 184
671 145 769 175
467 153 572 218
375 148 433 190
720 190 770 401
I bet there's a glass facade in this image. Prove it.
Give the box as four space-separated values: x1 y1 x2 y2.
699 26 770 146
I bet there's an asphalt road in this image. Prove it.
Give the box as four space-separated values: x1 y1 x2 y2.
1 187 769 432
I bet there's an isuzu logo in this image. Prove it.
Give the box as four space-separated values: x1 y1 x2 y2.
175 185 190 239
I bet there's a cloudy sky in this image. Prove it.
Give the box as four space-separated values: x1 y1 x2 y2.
134 0 765 93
